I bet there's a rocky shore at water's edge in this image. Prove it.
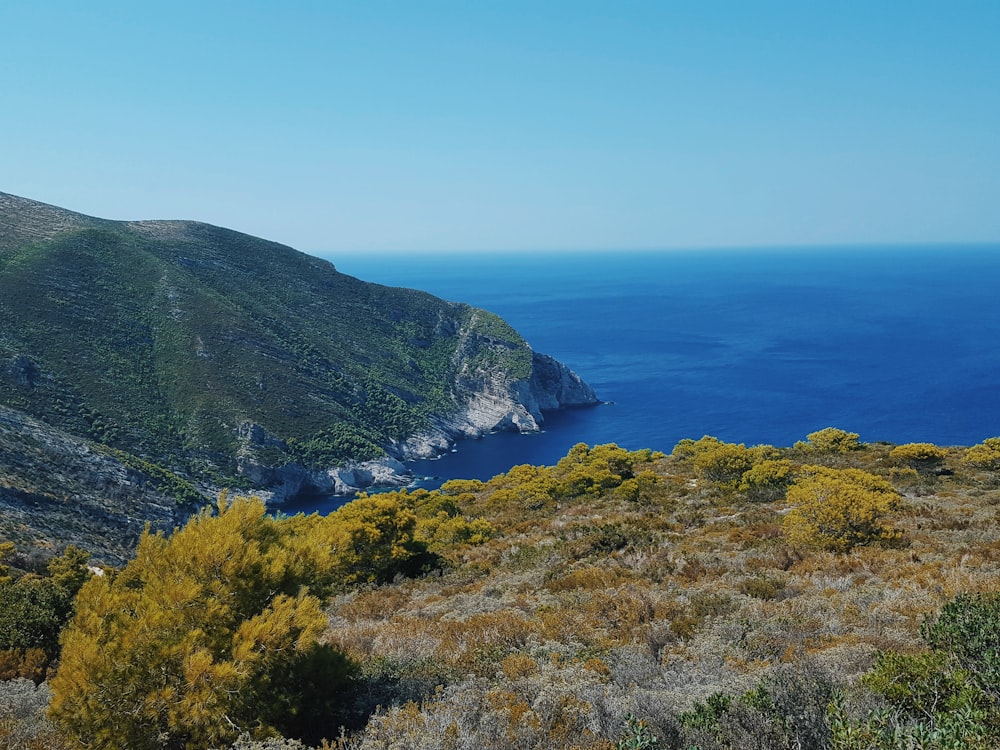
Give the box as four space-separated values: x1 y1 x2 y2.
244 350 598 504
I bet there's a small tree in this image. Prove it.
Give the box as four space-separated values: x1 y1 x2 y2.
0 545 91 680
326 493 426 585
49 495 353 749
783 466 902 552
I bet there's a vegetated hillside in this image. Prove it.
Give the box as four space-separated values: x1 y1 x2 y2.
324 432 1000 749
0 405 187 565
307 432 1000 749
0 192 595 510
13 429 1000 749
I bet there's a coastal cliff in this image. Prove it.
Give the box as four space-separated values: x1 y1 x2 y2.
0 191 597 535
229 314 598 502
396 316 598 460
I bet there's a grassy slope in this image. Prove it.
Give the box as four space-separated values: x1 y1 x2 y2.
0 195 531 481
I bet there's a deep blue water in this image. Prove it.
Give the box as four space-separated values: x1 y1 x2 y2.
315 245 1000 495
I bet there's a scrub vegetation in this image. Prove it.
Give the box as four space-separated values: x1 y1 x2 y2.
4 429 1000 748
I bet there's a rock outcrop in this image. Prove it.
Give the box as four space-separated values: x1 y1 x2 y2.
239 334 600 498
236 419 414 501
0 406 184 564
389 308 597 460
236 454 413 504
398 350 598 460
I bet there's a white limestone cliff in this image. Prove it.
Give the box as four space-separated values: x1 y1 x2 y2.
236 311 598 500
395 349 598 460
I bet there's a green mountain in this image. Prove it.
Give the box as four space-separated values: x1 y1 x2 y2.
0 192 595 552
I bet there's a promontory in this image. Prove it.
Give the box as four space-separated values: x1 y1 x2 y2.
0 191 596 560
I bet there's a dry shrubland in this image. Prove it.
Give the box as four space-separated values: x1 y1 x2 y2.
7 432 1000 748
320 434 1000 749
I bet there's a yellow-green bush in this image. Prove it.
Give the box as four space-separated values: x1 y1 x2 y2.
49 494 402 749
326 493 425 584
797 427 863 453
672 435 721 460
738 459 793 502
783 466 902 552
963 437 1000 471
693 442 755 487
889 442 947 471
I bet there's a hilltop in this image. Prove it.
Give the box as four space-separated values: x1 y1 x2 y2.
0 192 595 558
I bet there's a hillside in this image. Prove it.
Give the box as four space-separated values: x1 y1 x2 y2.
8 430 1000 748
0 192 596 547
313 432 1000 749
0 405 186 564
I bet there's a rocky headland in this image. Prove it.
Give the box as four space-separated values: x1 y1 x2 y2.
0 191 597 556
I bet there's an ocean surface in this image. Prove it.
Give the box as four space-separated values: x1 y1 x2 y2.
310 245 1000 500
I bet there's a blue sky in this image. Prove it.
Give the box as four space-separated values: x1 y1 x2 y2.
3 1 998 253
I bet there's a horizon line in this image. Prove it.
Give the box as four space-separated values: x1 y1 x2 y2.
316 241 1000 257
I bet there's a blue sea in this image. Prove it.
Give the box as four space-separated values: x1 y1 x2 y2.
323 245 1000 492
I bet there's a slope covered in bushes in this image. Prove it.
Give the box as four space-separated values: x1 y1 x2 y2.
6 429 1000 748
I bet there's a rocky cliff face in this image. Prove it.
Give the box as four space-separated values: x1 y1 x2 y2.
0 406 184 565
238 332 598 502
233 419 413 503
394 314 598 460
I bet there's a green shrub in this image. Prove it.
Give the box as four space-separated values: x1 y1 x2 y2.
617 713 660 749
922 591 1000 702
862 650 981 717
837 592 1000 749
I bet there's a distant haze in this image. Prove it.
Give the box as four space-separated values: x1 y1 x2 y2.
3 2 999 252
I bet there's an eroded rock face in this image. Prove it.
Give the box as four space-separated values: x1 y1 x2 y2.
529 352 597 410
396 348 598 460
236 454 412 504
236 321 599 498
235 419 414 501
0 406 183 565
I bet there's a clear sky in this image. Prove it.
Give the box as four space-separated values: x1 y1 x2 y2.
3 1 998 253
